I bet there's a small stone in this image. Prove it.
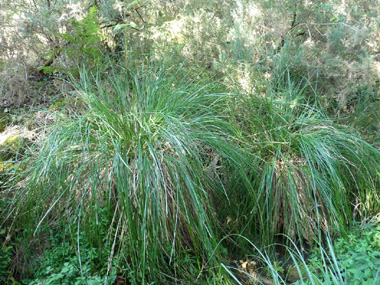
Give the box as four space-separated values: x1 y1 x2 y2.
3 135 22 151
0 134 30 161
287 265 307 283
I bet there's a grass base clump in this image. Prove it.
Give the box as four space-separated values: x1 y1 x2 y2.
229 81 380 246
7 62 240 283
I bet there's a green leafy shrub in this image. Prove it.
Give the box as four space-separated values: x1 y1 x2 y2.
60 7 102 65
40 6 103 75
26 224 117 285
301 222 380 284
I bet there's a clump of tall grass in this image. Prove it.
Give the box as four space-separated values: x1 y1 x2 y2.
5 61 380 283
7 63 240 283
229 78 380 245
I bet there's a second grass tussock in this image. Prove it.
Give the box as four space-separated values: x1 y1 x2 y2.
230 79 380 245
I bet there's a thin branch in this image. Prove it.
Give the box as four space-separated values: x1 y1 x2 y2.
135 8 146 24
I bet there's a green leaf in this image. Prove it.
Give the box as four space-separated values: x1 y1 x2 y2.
113 22 137 32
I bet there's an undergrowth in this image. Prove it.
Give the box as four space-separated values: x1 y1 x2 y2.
25 220 117 285
2 61 380 283
1 1 380 283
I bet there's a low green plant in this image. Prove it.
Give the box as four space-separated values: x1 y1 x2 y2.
61 7 102 64
26 225 117 285
221 223 380 284
0 233 13 284
303 222 380 284
40 6 103 75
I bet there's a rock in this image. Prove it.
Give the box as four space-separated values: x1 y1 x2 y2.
3 135 21 148
0 134 30 161
287 265 307 283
